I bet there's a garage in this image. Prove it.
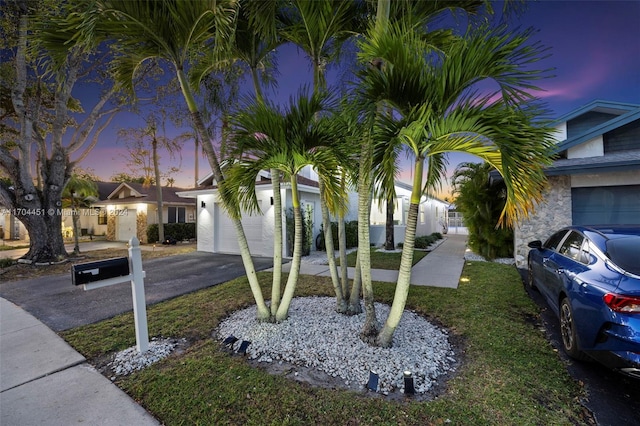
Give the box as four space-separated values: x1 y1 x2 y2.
116 208 137 241
214 202 265 256
572 185 640 225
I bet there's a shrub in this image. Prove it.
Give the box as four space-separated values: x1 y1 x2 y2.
147 223 196 243
316 220 358 251
414 232 443 249
452 162 513 259
285 205 313 256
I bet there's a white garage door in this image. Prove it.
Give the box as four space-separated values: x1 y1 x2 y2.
214 202 264 256
117 208 137 242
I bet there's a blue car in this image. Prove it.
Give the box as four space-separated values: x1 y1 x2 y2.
527 225 640 379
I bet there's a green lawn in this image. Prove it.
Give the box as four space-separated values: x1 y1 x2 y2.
60 262 590 425
343 249 429 269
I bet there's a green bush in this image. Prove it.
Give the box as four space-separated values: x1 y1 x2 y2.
413 232 443 249
147 223 196 243
0 258 14 268
452 162 513 259
316 220 358 251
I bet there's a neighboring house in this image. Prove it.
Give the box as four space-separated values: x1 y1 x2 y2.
178 166 449 257
1 181 196 244
369 181 449 245
85 182 196 243
0 205 28 241
515 100 640 266
177 168 323 257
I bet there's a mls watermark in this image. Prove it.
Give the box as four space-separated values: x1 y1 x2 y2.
1 208 129 216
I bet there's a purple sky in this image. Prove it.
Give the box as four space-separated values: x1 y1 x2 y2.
80 0 640 193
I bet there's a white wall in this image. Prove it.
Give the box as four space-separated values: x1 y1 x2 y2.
196 194 216 252
572 170 640 187
552 122 567 144
567 136 604 159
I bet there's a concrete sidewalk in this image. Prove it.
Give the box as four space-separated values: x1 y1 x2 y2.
0 297 159 426
286 233 468 289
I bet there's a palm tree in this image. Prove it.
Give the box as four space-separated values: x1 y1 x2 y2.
280 0 364 314
72 0 271 321
226 88 345 321
193 0 287 317
358 21 556 347
61 175 98 255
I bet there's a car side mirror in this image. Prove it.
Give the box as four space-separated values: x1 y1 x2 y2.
527 240 543 250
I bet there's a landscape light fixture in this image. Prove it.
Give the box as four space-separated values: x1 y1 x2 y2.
237 340 251 354
222 335 238 347
201 201 206 208
403 370 415 395
367 370 379 392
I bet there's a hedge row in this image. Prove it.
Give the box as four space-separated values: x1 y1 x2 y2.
147 223 196 243
398 232 443 249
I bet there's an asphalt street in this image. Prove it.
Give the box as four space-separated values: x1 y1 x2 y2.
0 252 274 331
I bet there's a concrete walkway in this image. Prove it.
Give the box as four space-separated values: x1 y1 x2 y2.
287 233 468 289
0 297 159 426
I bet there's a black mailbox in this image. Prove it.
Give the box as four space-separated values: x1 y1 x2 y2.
72 257 130 286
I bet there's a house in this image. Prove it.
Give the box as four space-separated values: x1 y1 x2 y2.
82 181 196 243
0 181 195 244
0 206 28 240
369 180 449 245
177 168 323 257
177 166 449 257
515 100 640 266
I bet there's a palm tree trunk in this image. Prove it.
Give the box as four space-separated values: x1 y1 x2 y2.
152 137 165 243
275 175 303 322
358 137 378 341
72 204 80 254
348 249 363 314
319 179 346 313
270 170 283 317
176 68 270 321
338 215 349 299
376 157 423 347
384 193 394 250
250 66 283 319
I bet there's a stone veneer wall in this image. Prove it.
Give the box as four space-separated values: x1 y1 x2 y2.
106 214 116 241
514 175 572 267
136 211 147 244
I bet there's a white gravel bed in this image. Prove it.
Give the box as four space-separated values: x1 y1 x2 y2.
216 296 455 395
463 250 515 265
107 337 186 379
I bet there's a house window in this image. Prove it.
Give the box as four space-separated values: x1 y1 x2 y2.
98 209 108 225
167 206 186 223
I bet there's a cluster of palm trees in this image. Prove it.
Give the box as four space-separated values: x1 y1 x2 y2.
59 0 556 347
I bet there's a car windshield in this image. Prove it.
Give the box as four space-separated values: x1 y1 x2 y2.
606 236 640 276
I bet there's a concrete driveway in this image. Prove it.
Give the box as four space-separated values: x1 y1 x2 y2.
0 252 274 331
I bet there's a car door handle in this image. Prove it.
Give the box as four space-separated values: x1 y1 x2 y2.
555 268 564 275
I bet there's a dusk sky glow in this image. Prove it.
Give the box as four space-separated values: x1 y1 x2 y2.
78 0 640 195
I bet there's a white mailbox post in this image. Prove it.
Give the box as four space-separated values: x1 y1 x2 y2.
72 237 149 353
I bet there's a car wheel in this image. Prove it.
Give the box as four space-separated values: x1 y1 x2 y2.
559 297 589 361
